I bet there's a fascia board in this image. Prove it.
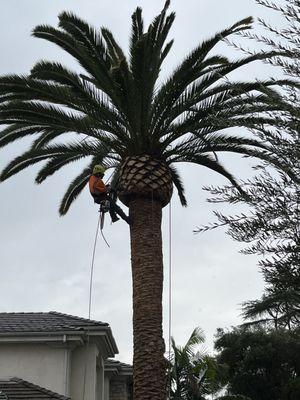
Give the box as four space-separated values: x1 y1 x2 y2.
0 334 84 344
88 328 119 356
0 327 118 356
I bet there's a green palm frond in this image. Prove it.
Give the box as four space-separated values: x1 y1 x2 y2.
32 23 114 97
35 154 87 184
59 163 92 215
150 17 254 133
35 141 112 184
30 130 67 149
174 153 249 199
166 134 270 160
168 165 187 206
0 124 48 148
0 3 297 213
183 327 205 355
0 141 99 181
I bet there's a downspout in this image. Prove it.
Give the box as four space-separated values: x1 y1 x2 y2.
63 334 70 396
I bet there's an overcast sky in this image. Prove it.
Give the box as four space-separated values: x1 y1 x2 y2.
0 0 284 362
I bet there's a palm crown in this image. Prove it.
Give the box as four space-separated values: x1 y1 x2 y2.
0 1 293 214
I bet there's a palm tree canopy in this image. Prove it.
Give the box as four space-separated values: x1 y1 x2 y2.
0 1 297 214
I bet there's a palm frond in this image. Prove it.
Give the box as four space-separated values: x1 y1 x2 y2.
168 165 187 206
150 17 254 134
174 153 249 199
35 141 112 183
0 124 47 148
129 1 175 143
0 141 98 181
59 164 92 215
184 327 205 356
32 22 115 97
130 7 144 49
161 79 294 128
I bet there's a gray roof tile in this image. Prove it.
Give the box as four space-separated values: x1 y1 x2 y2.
105 359 132 369
0 378 70 399
0 312 108 334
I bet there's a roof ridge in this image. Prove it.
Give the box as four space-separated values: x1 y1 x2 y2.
0 312 49 315
0 311 109 326
49 311 108 326
3 378 70 400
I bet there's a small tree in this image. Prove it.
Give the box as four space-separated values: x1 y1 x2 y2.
169 328 225 399
198 161 299 330
196 0 300 330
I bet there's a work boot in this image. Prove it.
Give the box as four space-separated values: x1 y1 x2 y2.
124 215 133 225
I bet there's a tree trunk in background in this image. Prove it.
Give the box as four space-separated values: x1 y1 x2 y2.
129 197 166 400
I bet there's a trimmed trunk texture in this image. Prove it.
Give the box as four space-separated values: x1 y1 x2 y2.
129 197 166 400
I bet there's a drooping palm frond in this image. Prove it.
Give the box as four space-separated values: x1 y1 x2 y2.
59 163 93 216
0 1 298 214
168 165 187 206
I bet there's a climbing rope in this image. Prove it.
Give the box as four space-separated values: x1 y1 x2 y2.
82 212 102 399
168 201 173 399
83 210 110 400
88 212 101 318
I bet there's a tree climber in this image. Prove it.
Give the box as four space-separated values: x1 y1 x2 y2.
89 165 130 224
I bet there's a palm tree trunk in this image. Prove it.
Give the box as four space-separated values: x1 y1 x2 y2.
129 197 167 400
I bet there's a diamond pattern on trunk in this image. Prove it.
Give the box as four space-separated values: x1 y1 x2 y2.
117 155 173 207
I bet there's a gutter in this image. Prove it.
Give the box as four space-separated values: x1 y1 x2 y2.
0 328 118 356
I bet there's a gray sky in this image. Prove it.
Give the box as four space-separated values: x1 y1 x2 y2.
0 0 283 362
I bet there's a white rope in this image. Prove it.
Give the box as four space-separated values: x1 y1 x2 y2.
88 212 101 319
82 213 101 400
168 200 173 399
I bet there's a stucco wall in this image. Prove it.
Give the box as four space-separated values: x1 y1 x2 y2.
0 341 118 400
104 375 110 400
69 343 99 400
0 343 67 395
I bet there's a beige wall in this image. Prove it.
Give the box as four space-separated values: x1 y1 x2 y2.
0 341 118 400
69 343 99 400
104 375 110 400
0 343 67 394
96 358 105 400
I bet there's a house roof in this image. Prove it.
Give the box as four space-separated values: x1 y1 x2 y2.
0 312 108 334
105 359 133 377
0 378 70 400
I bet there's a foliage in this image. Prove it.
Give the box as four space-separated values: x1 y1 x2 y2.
196 0 300 330
244 0 300 78
214 327 300 400
0 2 298 214
198 155 300 330
169 327 226 399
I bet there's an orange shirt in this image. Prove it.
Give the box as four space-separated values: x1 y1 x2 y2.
89 175 107 195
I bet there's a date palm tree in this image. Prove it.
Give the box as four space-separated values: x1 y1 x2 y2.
0 2 296 399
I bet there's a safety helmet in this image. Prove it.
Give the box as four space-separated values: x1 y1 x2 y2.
93 165 106 175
